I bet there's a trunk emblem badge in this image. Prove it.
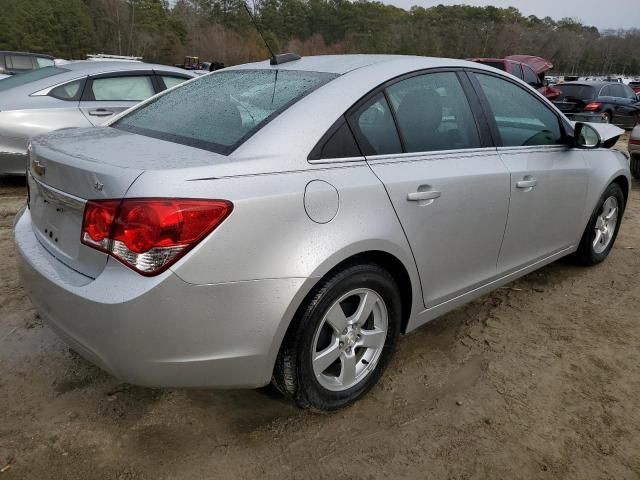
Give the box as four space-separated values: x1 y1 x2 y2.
93 180 104 192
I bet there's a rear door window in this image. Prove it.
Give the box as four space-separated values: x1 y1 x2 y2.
115 69 337 155
87 75 155 101
475 73 563 147
350 93 402 156
386 72 481 152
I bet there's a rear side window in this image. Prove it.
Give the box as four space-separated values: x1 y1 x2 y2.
89 76 155 101
308 117 362 160
350 93 402 155
386 72 480 153
160 75 189 89
475 73 562 147
49 79 83 100
115 69 337 155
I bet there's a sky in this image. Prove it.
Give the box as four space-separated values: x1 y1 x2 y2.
382 0 640 30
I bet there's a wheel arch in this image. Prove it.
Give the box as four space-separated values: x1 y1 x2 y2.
266 244 421 382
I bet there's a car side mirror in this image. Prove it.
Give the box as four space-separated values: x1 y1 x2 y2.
574 122 602 149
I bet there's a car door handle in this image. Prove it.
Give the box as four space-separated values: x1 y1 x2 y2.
407 190 442 202
88 109 114 117
516 179 537 189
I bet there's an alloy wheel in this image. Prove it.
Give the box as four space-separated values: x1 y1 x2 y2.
593 196 619 254
311 288 388 392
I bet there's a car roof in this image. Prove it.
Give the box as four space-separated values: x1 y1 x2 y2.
0 51 54 59
58 60 191 75
559 81 618 88
227 54 482 75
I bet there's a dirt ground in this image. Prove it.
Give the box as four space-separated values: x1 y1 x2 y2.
1 137 639 480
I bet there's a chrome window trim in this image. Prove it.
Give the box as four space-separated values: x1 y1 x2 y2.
307 155 366 164
364 146 499 164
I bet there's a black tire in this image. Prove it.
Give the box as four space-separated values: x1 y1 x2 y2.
574 183 625 265
631 154 640 180
602 111 612 124
272 263 402 411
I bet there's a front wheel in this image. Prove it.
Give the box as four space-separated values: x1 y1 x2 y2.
574 183 625 265
273 263 401 411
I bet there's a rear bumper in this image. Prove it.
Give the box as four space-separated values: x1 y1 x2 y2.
14 207 306 388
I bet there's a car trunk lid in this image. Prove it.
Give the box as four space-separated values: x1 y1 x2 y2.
27 126 253 278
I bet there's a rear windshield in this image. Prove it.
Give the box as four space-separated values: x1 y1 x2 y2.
556 84 596 101
114 69 337 155
0 66 69 92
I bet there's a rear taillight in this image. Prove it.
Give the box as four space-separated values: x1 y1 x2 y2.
630 139 640 146
584 102 601 111
81 198 233 275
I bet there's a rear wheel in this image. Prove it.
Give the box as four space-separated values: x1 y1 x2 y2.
631 154 640 179
602 111 612 124
574 183 625 265
273 263 401 411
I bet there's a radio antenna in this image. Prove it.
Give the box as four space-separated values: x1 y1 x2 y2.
243 2 275 61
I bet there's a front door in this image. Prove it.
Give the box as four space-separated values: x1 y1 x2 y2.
470 71 589 274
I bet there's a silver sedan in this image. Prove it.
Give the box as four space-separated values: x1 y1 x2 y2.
0 61 196 175
15 55 631 410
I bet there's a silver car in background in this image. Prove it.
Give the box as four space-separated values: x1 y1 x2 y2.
0 61 196 175
15 55 631 410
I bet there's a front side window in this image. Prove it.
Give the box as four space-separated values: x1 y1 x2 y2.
351 93 402 155
115 69 337 155
475 73 563 147
387 72 480 153
89 76 155 101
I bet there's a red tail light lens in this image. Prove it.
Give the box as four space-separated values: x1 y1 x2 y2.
584 102 601 111
81 198 233 275
630 139 640 145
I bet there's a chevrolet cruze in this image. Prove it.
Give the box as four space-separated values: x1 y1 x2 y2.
14 55 631 410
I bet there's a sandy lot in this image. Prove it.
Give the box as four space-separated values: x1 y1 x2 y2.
1 142 639 479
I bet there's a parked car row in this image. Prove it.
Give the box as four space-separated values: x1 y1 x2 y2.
12 54 632 410
0 61 196 175
553 81 640 128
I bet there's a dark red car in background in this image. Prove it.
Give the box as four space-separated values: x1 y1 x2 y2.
469 55 561 100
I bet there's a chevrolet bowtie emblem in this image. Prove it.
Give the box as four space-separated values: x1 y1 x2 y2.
93 180 104 191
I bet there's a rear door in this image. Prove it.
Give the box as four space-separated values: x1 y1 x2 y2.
353 70 510 307
79 71 158 125
469 71 589 274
